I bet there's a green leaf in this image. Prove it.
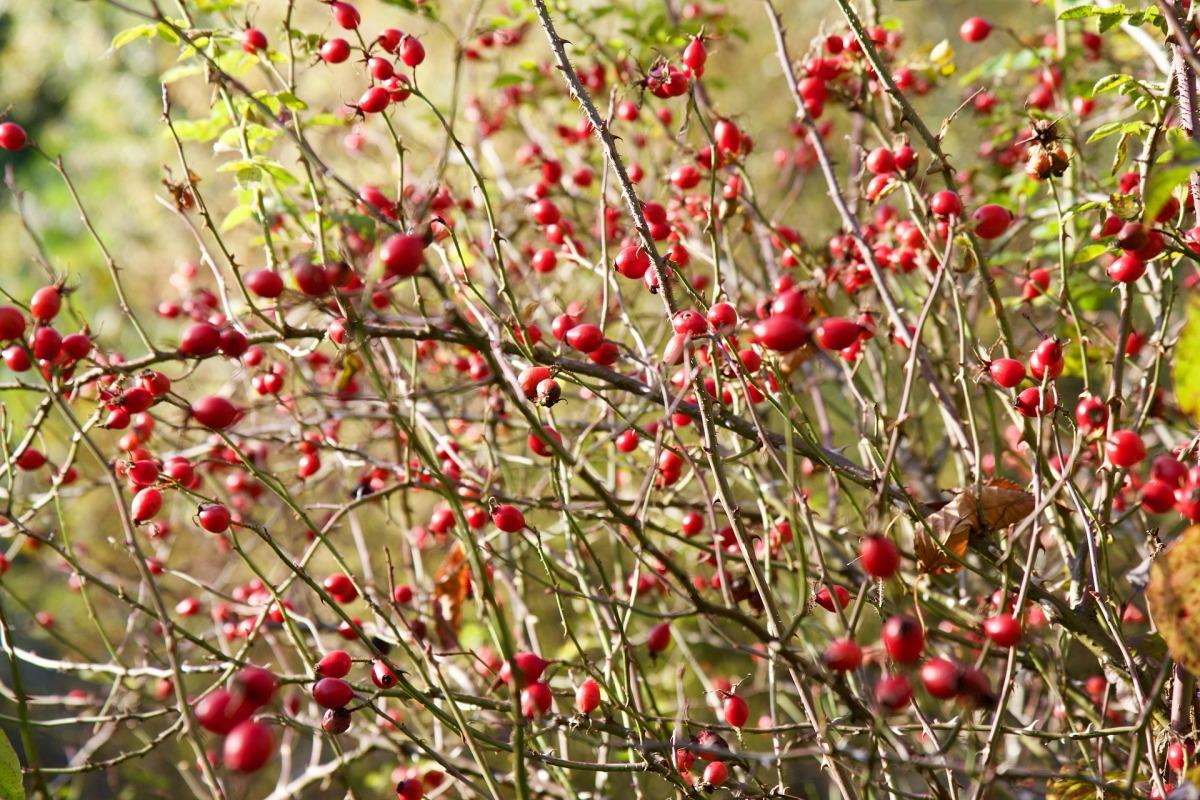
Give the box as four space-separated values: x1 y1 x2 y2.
1058 4 1112 20
161 64 204 84
110 23 158 51
169 117 226 142
1072 243 1109 264
0 732 23 800
276 91 308 111
1086 120 1150 144
1173 299 1200 420
1091 74 1131 96
1143 163 1194 221
259 161 298 186
308 113 346 127
492 74 527 88
214 50 255 78
219 204 256 232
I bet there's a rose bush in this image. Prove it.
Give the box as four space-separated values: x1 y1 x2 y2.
2 0 1200 798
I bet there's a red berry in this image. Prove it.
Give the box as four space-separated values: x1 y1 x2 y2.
320 38 351 64
1105 429 1146 468
293 262 330 297
814 317 862 350
1075 395 1108 433
874 674 913 710
1107 253 1146 283
242 28 268 53
647 622 672 654
920 658 961 699
179 322 221 357
1142 479 1176 513
671 310 707 336
752 315 808 352
988 358 1026 388
520 682 553 717
531 249 557 273
197 504 232 533
1168 741 1192 772
223 721 274 773
191 396 239 430
500 651 550 686
0 307 26 341
713 119 742 154
195 689 253 734
396 777 424 800
32 327 61 361
528 426 562 457
370 659 398 689
377 234 424 278
982 614 1023 648
491 504 526 532
814 585 850 612
565 323 604 353
30 286 62 322
702 761 728 786
1016 387 1055 417
359 86 391 114
971 204 1012 239
312 677 354 709
330 1 360 29
61 332 91 360
723 693 749 728
860 534 900 578
131 487 162 523
323 707 352 734
575 678 601 713
236 666 278 707
0 122 28 151
615 246 650 280
882 615 925 663
316 650 352 679
930 191 962 217
865 147 895 175
323 573 358 604
959 16 992 43
823 638 862 672
400 36 425 67
706 302 737 333
683 37 707 72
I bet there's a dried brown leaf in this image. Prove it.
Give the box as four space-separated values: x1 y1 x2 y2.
433 543 470 649
915 479 1035 575
776 343 814 375
1147 525 1200 675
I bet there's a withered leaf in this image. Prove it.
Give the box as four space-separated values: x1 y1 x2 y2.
776 343 814 375
1146 525 1200 675
915 479 1035 575
335 352 363 392
432 543 470 649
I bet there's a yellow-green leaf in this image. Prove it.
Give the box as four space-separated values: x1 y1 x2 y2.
1173 300 1200 420
219 204 256 232
0 732 22 800
110 24 158 51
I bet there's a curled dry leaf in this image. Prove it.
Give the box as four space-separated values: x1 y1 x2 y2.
914 478 1035 574
776 343 814 376
433 543 470 649
1146 525 1200 675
